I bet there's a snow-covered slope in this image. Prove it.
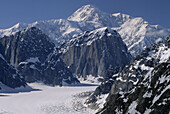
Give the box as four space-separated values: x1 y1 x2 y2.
0 5 169 55
0 20 82 44
30 20 82 43
117 17 170 55
0 23 28 37
68 5 120 28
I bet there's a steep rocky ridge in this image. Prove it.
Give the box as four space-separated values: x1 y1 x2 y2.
0 27 79 86
85 36 170 110
0 27 55 67
60 27 131 79
0 54 26 89
100 61 170 114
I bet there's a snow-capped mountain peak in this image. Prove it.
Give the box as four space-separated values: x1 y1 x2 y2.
0 23 27 37
112 13 132 25
7 22 27 30
67 4 105 22
67 4 120 28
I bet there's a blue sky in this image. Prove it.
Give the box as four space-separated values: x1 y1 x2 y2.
0 0 170 29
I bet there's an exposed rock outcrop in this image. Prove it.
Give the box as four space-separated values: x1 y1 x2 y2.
0 27 79 86
0 27 55 66
61 27 132 79
100 62 170 114
86 36 170 110
0 54 26 89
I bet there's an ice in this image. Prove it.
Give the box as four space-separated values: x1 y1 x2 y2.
0 82 97 114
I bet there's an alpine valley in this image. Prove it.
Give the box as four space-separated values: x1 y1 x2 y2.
0 4 169 114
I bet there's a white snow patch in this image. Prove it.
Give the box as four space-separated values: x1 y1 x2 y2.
134 61 140 69
115 108 123 114
144 108 152 114
143 91 152 98
127 101 140 114
96 94 109 109
159 74 170 84
143 68 154 81
78 75 103 84
159 48 170 63
129 78 139 85
140 64 150 71
123 98 128 102
116 77 126 82
152 84 170 105
26 57 40 63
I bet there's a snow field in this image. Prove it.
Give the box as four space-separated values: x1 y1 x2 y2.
0 83 97 114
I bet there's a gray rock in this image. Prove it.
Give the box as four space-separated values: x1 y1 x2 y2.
0 27 79 86
0 27 55 66
99 62 170 114
86 37 170 110
0 54 26 89
61 27 131 79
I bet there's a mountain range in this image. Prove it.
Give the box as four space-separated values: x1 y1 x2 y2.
0 5 169 55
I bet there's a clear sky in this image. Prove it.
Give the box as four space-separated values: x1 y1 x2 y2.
0 0 170 29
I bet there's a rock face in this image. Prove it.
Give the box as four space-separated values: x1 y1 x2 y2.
0 27 55 67
86 36 170 110
0 54 26 89
60 27 131 78
17 52 79 85
0 27 79 85
100 62 170 114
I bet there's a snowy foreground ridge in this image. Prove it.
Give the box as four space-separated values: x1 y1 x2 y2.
0 83 98 114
